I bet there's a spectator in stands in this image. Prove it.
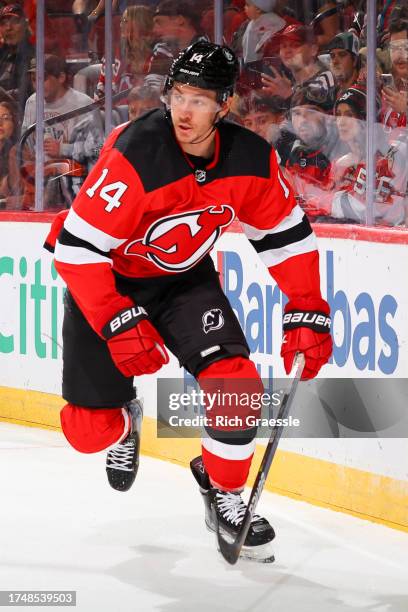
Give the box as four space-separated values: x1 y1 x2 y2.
261 25 335 108
328 32 360 99
348 0 399 47
237 92 295 163
331 86 406 226
145 0 208 92
94 5 154 101
285 84 337 219
0 99 19 203
84 0 158 20
21 55 103 209
127 84 160 120
201 0 247 45
310 1 341 50
381 18 408 135
238 1 286 64
239 92 287 140
0 3 34 117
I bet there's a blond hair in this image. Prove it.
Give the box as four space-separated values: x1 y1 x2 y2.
122 5 154 75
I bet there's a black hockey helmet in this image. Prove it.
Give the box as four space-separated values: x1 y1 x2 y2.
163 41 239 103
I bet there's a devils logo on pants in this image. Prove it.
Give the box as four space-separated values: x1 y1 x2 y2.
202 308 224 333
125 205 235 272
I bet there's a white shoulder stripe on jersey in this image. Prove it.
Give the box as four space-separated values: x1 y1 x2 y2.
201 436 255 461
65 208 127 252
55 242 113 266
259 232 317 268
241 204 305 241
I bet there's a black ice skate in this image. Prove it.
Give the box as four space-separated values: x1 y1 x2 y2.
190 456 275 563
106 399 143 492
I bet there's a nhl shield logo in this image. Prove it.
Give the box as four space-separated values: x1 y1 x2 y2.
202 309 224 334
195 169 206 183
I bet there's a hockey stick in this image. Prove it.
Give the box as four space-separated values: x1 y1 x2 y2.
214 352 305 565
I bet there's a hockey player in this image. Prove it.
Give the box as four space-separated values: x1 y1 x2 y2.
44 41 332 561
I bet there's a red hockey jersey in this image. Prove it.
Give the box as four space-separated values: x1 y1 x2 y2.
330 143 407 225
49 109 322 335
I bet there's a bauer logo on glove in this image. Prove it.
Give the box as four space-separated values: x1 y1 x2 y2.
281 297 333 380
282 311 331 332
102 305 169 378
103 306 148 338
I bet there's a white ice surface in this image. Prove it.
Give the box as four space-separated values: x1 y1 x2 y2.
0 423 408 612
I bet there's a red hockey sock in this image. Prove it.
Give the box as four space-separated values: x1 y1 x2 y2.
201 444 254 491
60 403 131 453
198 356 262 491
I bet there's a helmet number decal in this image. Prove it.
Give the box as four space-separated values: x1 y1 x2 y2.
190 53 204 63
86 168 129 213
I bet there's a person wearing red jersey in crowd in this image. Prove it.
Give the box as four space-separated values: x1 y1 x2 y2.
331 86 407 225
285 85 338 220
44 42 332 562
380 18 408 138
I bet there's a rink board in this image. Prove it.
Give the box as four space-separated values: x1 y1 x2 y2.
0 217 408 530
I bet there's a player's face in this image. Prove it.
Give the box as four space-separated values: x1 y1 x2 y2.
330 49 356 84
291 105 325 145
336 103 361 142
389 31 408 80
170 84 223 147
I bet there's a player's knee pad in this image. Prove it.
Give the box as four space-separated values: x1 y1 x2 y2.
186 343 249 378
60 403 131 453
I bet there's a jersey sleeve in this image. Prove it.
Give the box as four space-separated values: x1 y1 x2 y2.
54 125 145 336
238 148 322 300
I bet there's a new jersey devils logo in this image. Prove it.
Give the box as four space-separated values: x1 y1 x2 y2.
202 309 224 333
125 205 235 272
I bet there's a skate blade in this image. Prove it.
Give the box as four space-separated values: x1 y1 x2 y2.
206 522 275 563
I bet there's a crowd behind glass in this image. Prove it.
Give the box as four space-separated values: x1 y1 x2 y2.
0 0 407 227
